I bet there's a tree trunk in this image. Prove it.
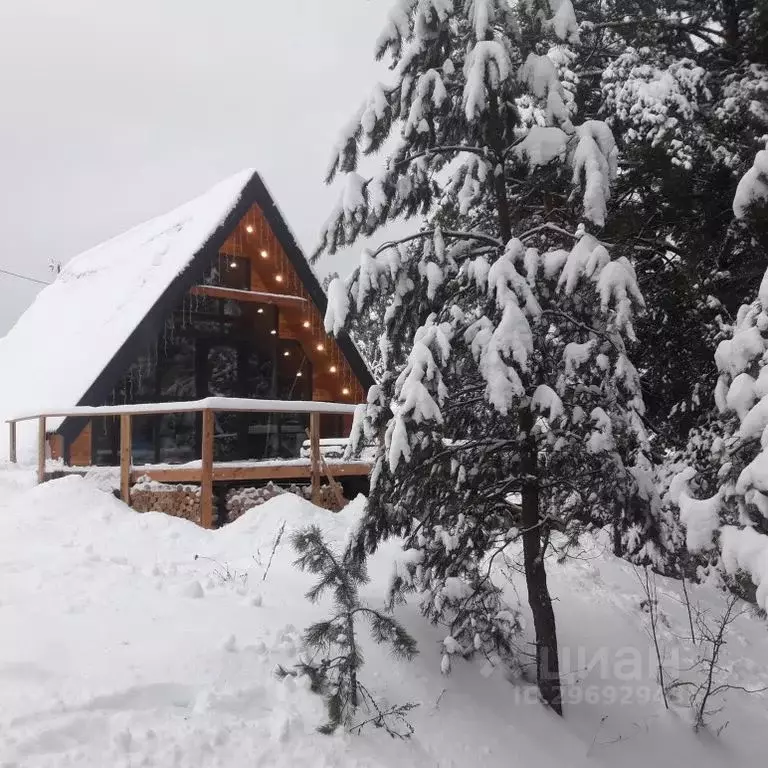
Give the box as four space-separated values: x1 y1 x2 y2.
520 407 563 715
489 89 561 713
722 0 740 51
612 499 622 557
488 91 512 244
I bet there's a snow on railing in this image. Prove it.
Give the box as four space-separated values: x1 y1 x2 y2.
6 397 358 423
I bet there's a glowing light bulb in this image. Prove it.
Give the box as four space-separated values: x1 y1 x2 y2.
257 307 264 314
302 320 310 329
342 387 350 396
246 225 254 234
275 274 283 283
283 350 290 357
329 365 337 373
296 371 303 377
316 343 325 352
270 329 277 335
260 250 268 259
229 260 237 268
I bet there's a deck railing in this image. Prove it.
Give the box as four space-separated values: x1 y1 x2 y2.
7 397 363 528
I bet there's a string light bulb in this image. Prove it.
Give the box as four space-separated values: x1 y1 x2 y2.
329 365 337 373
257 307 264 314
229 260 237 268
302 320 310 328
270 329 277 335
275 274 283 283
260 250 269 259
296 371 303 377
283 350 290 357
316 343 325 352
342 387 350 396
246 225 254 234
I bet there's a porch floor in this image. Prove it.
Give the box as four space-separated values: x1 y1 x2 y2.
45 457 372 486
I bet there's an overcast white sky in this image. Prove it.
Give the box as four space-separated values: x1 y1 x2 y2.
0 0 393 335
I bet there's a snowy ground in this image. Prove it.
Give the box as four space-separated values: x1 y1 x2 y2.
1 468 767 767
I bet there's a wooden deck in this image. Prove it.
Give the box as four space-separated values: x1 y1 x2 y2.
8 398 371 529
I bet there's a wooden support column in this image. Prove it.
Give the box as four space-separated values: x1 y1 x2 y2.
200 409 214 529
37 416 46 484
9 422 16 464
309 411 321 504
119 414 132 504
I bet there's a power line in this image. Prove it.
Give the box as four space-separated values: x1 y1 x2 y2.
0 267 52 286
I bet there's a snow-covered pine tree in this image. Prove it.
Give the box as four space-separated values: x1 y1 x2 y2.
560 0 768 442
316 0 659 714
670 144 768 606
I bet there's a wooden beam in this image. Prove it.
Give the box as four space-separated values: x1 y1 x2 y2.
309 413 321 504
37 416 46 484
119 414 132 504
190 285 307 309
9 422 16 464
200 409 214 529
129 461 371 485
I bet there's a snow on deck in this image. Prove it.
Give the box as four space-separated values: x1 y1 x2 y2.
0 170 257 461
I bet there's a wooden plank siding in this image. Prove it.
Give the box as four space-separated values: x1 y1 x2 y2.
70 422 93 467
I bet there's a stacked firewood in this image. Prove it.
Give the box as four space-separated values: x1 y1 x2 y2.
226 482 312 522
130 477 202 524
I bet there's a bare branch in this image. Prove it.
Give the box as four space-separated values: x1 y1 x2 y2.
395 145 493 169
540 309 623 354
517 223 581 241
370 229 503 259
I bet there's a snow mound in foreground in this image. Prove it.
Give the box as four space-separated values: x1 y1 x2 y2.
1 470 768 767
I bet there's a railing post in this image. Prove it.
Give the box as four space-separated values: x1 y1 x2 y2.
37 416 46 484
9 422 16 464
120 414 132 504
200 409 214 529
310 411 321 504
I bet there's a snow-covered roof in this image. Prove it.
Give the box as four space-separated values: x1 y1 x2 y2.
0 171 257 459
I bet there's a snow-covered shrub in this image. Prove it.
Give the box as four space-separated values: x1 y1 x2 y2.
601 47 710 170
671 146 768 604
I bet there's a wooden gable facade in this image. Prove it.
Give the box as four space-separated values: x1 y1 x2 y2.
53 174 372 468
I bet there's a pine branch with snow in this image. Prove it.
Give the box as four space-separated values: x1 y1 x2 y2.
285 526 417 735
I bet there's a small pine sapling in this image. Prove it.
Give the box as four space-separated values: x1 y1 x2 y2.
282 525 418 737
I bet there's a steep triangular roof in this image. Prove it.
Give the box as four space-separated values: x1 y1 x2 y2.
0 170 373 459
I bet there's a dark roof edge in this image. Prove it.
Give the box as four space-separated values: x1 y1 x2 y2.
59 172 373 444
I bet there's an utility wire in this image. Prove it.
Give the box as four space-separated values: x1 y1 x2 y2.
0 267 52 286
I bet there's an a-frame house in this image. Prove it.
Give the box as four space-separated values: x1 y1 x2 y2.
0 171 372 478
